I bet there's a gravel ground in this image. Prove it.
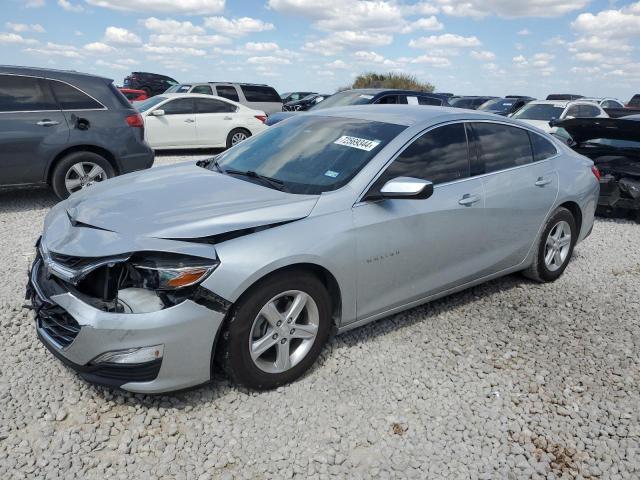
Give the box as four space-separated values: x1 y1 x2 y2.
1 152 639 479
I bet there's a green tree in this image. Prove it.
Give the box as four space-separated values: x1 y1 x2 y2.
342 72 435 92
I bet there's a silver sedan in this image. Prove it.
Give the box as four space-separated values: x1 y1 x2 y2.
28 106 599 393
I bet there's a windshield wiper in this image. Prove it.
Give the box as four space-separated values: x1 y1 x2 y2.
196 156 224 172
225 169 288 192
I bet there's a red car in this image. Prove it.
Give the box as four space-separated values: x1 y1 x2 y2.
118 88 149 102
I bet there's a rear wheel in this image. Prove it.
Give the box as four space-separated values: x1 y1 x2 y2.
226 128 251 149
51 151 114 199
218 271 332 389
523 207 577 282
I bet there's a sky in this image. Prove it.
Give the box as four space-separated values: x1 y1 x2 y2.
1 0 639 100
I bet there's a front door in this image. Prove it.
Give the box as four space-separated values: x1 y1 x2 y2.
145 97 196 148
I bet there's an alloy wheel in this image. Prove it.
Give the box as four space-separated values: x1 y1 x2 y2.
249 290 319 374
544 220 572 272
64 162 107 194
231 132 247 145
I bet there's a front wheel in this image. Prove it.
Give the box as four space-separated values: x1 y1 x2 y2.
217 271 332 389
523 207 577 282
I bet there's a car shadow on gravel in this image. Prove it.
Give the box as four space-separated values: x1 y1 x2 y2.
0 187 58 213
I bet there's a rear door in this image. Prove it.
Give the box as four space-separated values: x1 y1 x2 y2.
0 74 69 185
194 98 238 147
467 122 559 271
145 97 196 148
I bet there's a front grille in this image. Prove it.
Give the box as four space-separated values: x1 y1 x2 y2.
37 304 81 348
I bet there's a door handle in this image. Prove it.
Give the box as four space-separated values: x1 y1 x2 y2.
223 116 232 120
458 194 480 206
535 177 552 187
36 120 60 127
184 118 195 123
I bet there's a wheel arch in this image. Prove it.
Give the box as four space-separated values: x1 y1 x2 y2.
557 200 582 236
46 145 119 184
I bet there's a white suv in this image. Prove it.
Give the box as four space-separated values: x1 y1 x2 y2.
165 82 283 115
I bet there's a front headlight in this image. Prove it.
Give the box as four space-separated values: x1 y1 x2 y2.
128 252 219 290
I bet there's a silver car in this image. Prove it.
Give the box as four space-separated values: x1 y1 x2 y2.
28 106 599 393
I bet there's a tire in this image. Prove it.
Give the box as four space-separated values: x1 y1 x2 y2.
226 128 251 149
51 151 115 199
523 207 577 283
218 271 332 390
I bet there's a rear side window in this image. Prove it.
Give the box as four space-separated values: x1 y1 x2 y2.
529 132 558 161
565 105 580 117
49 80 103 110
240 85 281 103
161 98 195 115
191 85 213 95
579 105 601 117
216 85 239 102
195 98 236 114
418 96 442 106
175 84 191 93
380 123 470 185
376 95 400 105
470 122 533 174
0 75 57 111
109 83 134 108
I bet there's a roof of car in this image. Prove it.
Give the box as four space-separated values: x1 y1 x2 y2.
306 104 532 127
0 65 112 83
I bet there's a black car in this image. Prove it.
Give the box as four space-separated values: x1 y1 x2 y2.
448 96 498 110
283 93 330 111
0 66 154 199
554 117 640 220
124 72 178 97
478 97 535 116
280 91 316 103
546 94 584 101
266 89 451 126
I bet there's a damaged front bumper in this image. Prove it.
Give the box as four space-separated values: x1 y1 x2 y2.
27 253 228 394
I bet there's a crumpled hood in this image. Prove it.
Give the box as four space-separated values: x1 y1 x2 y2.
63 162 318 239
556 117 640 144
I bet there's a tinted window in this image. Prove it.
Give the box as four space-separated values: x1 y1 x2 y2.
215 115 406 195
136 96 166 112
0 75 57 112
565 105 581 117
310 90 374 110
240 85 281 103
174 84 191 93
191 85 213 95
418 96 442 106
579 105 601 117
160 98 195 115
50 80 103 110
471 122 533 173
529 132 558 161
512 103 565 121
216 85 239 102
379 123 470 186
196 98 236 114
376 95 400 105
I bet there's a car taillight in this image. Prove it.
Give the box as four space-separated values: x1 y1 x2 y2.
126 113 144 128
255 115 267 123
591 165 601 181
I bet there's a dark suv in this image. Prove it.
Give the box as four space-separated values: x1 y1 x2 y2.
0 66 154 199
123 72 178 97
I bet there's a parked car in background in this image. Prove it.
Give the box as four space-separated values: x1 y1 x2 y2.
626 94 640 108
266 89 450 125
118 88 148 102
0 66 153 199
165 82 283 115
582 97 638 119
553 117 640 221
123 72 178 97
28 105 598 393
280 92 315 103
546 94 584 101
136 93 267 150
511 100 608 133
478 97 534 116
283 93 330 111
449 96 498 110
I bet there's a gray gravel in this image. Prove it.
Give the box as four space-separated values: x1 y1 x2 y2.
1 152 639 479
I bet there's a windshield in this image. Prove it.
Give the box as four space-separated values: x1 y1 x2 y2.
213 115 406 194
449 97 477 109
136 96 166 112
309 90 375 111
478 99 514 112
512 103 565 121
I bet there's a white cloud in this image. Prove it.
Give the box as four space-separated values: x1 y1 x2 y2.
247 56 291 65
244 42 280 52
83 41 116 53
0 33 39 45
86 0 225 14
96 59 138 70
58 0 84 12
401 16 444 33
103 26 142 45
24 42 82 58
470 50 495 60
204 16 275 37
408 54 451 67
326 59 349 69
25 0 45 7
303 31 392 56
6 23 45 33
143 45 207 56
409 33 481 48
518 29 531 35
574 52 604 63
148 33 229 46
433 0 590 18
571 3 640 38
141 17 205 35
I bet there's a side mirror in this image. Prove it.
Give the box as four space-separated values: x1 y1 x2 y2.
380 177 434 200
151 109 165 116
549 117 558 127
